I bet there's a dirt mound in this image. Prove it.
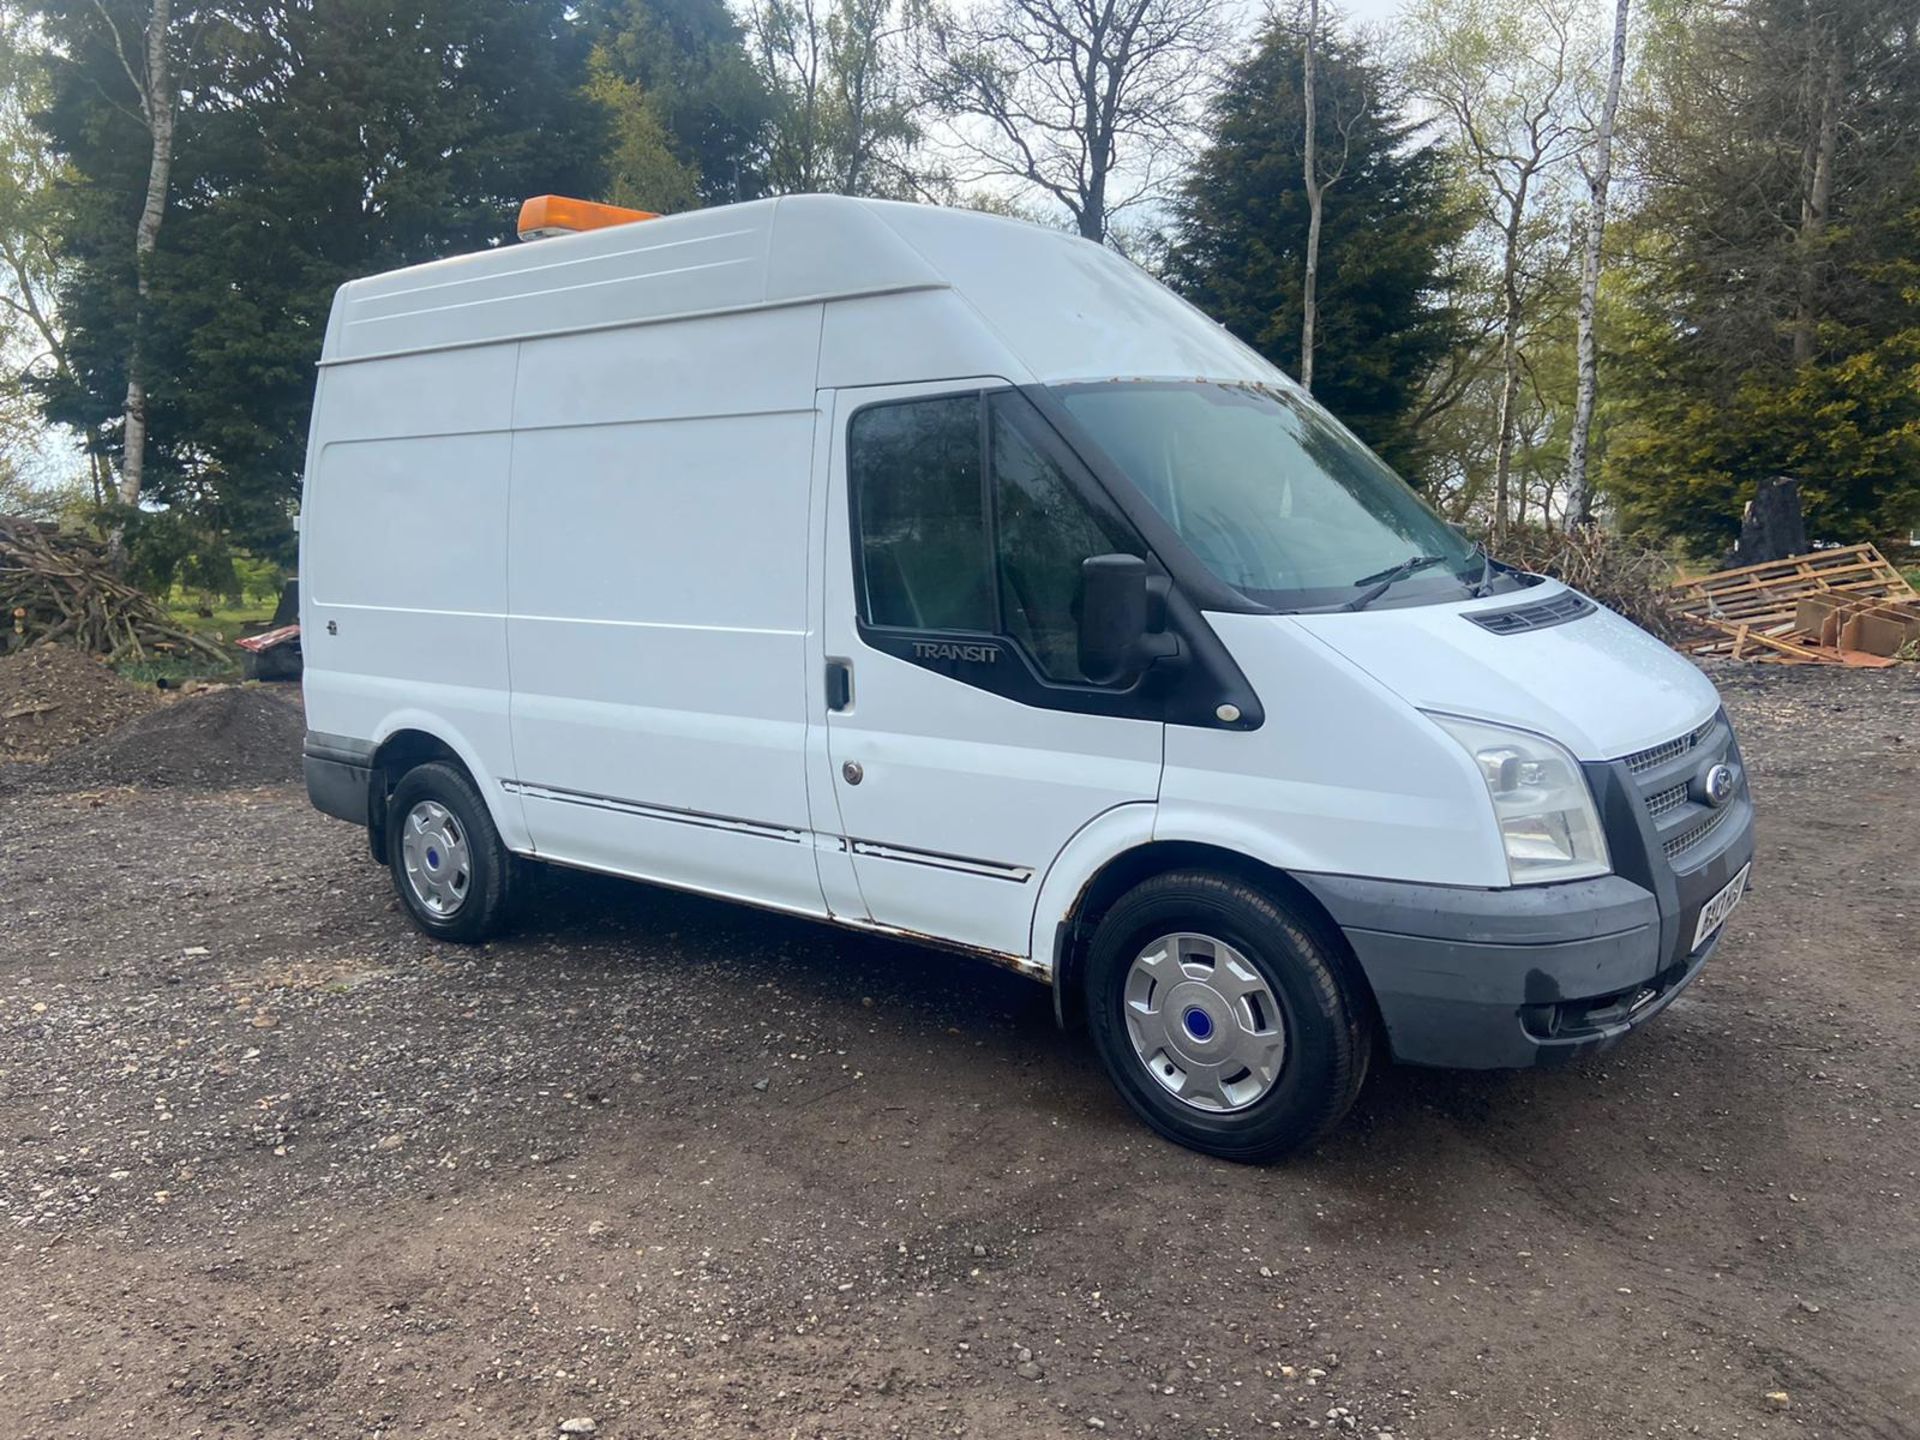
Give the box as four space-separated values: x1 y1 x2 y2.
0 644 157 762
46 684 305 790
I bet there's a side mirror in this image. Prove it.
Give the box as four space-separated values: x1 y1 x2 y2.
1079 554 1179 686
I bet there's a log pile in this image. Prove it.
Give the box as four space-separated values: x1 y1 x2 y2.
1668 543 1920 665
0 515 231 664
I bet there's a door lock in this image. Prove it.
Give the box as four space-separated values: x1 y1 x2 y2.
842 760 864 785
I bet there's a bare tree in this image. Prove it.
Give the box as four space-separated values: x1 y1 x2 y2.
0 1 110 506
1301 0 1322 390
1564 0 1629 528
84 0 177 533
1299 0 1365 393
751 0 922 197
833 0 916 195
1405 0 1593 540
924 0 1222 242
1791 8 1844 368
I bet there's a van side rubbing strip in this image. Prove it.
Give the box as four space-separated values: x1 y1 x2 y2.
846 840 1034 884
502 781 809 845
503 780 1033 881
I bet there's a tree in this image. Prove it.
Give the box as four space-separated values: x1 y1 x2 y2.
1404 0 1594 538
1299 0 1331 392
1563 0 1628 527
1165 16 1469 482
18 0 179 535
582 0 775 205
588 48 704 214
923 0 1223 243
1604 0 1920 551
748 0 921 196
0 1 103 505
33 0 607 568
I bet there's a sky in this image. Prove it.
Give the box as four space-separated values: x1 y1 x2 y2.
1338 0 1410 29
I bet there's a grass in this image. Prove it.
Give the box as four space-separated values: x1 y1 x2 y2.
162 589 278 641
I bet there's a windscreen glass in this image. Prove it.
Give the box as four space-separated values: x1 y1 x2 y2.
1052 381 1480 609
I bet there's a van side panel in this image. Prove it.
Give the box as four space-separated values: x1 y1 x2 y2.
301 346 528 849
504 305 828 916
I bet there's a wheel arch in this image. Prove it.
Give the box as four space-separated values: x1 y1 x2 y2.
366 719 525 857
1042 833 1368 1033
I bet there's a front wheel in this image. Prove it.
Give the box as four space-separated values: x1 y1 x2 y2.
386 762 513 943
1083 870 1371 1162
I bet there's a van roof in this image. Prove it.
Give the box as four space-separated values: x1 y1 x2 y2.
321 194 1268 388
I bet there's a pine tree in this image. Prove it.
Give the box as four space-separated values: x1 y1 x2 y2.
1604 0 1920 551
1164 16 1469 483
581 0 774 205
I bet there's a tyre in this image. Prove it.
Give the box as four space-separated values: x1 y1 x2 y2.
1083 869 1371 1162
385 761 513 943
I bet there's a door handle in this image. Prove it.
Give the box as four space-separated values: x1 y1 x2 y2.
826 659 852 712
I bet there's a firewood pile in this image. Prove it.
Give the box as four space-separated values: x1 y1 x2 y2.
0 515 230 664
1668 544 1920 666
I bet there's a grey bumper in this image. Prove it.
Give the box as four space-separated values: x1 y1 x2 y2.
1297 798 1755 1069
304 732 375 827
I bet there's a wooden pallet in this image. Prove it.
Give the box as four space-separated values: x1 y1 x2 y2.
1669 544 1918 662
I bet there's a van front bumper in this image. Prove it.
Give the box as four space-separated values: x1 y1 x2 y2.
1295 796 1754 1070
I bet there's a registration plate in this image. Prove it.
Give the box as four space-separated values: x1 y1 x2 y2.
1690 863 1751 952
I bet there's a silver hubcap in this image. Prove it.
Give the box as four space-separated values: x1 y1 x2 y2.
1124 932 1286 1112
401 800 471 917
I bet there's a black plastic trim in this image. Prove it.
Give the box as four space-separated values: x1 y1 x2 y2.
304 731 376 767
305 755 373 826
1585 712 1754 973
1465 590 1597 634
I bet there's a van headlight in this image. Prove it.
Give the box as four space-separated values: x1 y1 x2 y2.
1426 713 1610 885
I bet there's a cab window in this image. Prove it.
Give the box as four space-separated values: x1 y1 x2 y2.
850 391 1138 684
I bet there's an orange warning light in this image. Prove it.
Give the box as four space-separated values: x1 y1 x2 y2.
517 195 658 241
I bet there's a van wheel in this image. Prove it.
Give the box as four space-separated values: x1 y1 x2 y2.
1083 870 1370 1162
386 762 512 943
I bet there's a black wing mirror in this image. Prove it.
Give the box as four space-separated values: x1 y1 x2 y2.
1078 554 1181 686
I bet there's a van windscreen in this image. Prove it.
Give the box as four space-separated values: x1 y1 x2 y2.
1052 381 1480 610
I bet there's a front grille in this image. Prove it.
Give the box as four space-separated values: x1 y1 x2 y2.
1647 782 1689 819
1664 803 1730 861
1467 591 1597 635
1626 719 1714 776
1620 711 1742 874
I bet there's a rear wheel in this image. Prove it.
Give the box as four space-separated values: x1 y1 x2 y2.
386 762 512 943
1083 870 1370 1162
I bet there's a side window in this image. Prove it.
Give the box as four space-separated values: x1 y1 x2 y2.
850 395 991 633
990 398 1136 682
849 389 1142 686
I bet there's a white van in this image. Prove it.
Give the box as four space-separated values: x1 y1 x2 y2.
299 194 1754 1160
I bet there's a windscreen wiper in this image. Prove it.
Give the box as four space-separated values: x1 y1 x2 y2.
1469 544 1495 597
1342 554 1450 612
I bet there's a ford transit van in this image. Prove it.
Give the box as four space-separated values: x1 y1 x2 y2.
299 195 1754 1160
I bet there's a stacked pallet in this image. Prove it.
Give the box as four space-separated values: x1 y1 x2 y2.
1667 544 1920 665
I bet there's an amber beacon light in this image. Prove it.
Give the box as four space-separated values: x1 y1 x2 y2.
516 195 658 242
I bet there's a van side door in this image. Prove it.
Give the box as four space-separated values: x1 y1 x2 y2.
816 380 1165 963
504 311 827 919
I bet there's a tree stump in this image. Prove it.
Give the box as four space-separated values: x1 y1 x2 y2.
1724 475 1808 568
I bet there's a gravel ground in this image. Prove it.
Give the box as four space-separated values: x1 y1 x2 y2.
0 645 156 762
1 666 1916 1439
